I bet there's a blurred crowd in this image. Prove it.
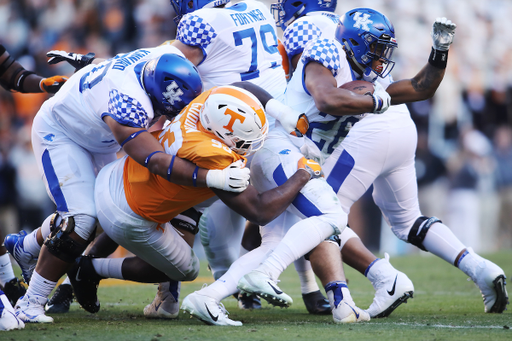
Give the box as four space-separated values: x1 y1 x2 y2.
0 0 511 254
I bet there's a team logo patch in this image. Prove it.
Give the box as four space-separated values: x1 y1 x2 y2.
279 149 291 155
163 81 183 106
353 12 373 31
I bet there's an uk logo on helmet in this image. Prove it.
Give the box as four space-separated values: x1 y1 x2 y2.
162 81 184 105
353 12 373 31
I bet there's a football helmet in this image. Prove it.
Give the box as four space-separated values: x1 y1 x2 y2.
335 8 397 82
271 0 337 31
141 53 203 119
200 86 268 156
170 0 231 24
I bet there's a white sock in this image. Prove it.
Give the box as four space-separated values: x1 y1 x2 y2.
458 248 484 279
422 222 466 265
91 258 124 279
294 257 319 294
0 254 15 287
26 271 57 299
258 217 335 280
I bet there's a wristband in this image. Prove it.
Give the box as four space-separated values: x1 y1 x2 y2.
144 151 164 168
15 70 36 93
167 155 176 181
192 166 199 187
120 130 146 147
428 47 448 69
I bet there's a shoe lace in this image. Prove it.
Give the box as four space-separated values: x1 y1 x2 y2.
218 302 229 316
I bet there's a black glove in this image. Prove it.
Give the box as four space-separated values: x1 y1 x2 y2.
47 50 96 72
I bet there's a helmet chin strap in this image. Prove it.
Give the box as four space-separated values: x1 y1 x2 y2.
362 69 379 82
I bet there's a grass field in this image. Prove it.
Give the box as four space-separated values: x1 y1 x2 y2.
5 251 511 341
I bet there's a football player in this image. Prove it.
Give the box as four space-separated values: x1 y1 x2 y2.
5 46 253 324
66 83 320 326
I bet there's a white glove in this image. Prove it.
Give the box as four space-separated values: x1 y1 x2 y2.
370 82 391 114
431 17 456 51
47 50 96 72
206 160 250 192
266 98 309 137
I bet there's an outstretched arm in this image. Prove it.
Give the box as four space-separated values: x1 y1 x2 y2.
387 17 456 104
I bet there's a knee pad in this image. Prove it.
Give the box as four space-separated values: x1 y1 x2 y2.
407 216 442 251
170 207 202 235
44 212 96 263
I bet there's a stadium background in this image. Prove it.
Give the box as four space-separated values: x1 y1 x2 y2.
0 0 511 257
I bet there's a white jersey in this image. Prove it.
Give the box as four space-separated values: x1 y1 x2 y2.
176 0 286 100
39 45 183 154
283 11 339 59
283 37 365 162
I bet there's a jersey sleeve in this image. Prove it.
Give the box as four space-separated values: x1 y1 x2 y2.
176 14 217 48
283 20 323 58
104 89 151 128
300 38 341 77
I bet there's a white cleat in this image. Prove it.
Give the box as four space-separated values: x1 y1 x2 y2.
0 292 25 331
466 248 509 313
181 292 242 326
15 294 54 323
144 281 180 319
237 270 292 308
366 253 414 318
325 282 370 323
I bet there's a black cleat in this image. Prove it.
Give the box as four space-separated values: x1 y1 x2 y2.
46 283 74 313
67 256 103 313
302 290 332 315
489 275 509 313
237 293 262 310
2 277 26 306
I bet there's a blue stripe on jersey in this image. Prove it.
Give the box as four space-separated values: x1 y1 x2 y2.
106 89 149 128
177 14 217 47
284 21 322 58
42 149 68 212
326 149 355 194
273 164 323 217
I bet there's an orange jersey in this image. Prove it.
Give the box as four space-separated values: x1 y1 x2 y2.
123 88 246 223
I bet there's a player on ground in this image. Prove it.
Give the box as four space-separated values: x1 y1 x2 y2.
67 83 319 325
4 46 253 324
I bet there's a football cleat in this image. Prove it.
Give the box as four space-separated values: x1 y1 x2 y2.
4 230 38 284
181 292 242 326
2 277 26 307
302 290 332 315
14 294 54 323
237 293 262 310
466 249 509 313
144 281 180 319
0 290 25 330
237 270 293 308
366 254 414 318
325 281 370 323
45 283 74 314
67 256 102 314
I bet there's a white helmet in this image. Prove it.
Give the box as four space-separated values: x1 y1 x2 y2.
200 86 268 156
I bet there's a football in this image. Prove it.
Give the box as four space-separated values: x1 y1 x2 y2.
339 80 374 95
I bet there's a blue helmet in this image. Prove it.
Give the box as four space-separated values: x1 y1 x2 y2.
170 0 230 24
271 0 337 31
142 53 203 119
335 8 397 81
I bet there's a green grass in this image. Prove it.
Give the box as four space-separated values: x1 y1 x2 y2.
7 251 512 341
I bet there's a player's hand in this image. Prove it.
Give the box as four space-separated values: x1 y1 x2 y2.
206 160 250 192
39 75 68 94
265 98 309 137
297 157 323 179
431 17 456 51
370 82 391 114
47 50 96 72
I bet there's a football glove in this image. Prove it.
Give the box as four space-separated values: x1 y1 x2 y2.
369 82 391 114
39 75 68 94
297 157 324 179
265 98 309 137
47 50 96 72
431 17 456 51
206 160 250 192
